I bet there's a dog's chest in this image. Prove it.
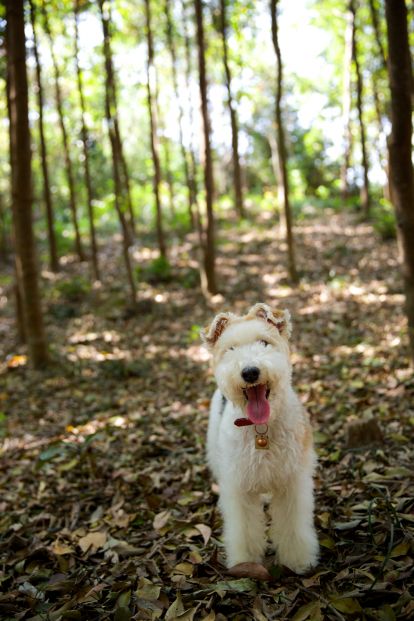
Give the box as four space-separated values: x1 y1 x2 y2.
224 428 299 493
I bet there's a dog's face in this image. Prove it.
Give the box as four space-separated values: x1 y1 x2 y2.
202 303 292 424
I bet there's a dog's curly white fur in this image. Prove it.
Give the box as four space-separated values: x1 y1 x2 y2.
202 303 319 572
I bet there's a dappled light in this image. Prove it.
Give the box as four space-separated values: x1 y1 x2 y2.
1 0 414 618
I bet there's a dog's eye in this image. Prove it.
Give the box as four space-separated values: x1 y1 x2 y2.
228 346 235 351
260 340 270 347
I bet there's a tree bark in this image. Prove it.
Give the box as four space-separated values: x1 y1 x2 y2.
99 0 135 238
41 1 85 261
194 0 217 295
340 7 353 200
6 0 48 367
385 0 414 361
144 0 167 259
368 0 387 71
74 0 100 281
219 0 244 218
0 194 10 262
182 1 202 239
29 0 58 272
162 137 175 219
99 0 136 305
165 0 195 227
270 0 298 283
350 0 370 217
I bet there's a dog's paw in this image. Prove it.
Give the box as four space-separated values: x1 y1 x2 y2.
277 534 319 575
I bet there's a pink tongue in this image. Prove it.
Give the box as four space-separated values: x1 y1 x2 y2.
246 384 270 424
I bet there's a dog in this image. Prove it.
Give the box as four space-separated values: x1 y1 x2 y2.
202 303 319 572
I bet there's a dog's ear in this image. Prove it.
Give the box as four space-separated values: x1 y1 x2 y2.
201 312 233 349
248 303 292 339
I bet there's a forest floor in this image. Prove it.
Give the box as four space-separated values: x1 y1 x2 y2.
0 209 413 621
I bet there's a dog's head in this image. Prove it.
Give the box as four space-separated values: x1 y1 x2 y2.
201 303 292 424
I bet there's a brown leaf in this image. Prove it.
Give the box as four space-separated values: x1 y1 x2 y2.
78 531 107 554
227 562 272 581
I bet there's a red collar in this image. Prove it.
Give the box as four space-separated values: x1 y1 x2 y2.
234 418 254 427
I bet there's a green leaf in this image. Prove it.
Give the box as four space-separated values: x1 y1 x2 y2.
114 607 131 621
330 597 362 614
39 445 64 462
211 578 257 595
291 601 322 621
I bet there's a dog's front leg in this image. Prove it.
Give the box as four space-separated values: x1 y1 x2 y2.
270 471 319 574
219 486 266 567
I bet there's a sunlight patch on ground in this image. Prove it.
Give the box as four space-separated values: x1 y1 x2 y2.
186 344 209 363
65 344 130 362
68 330 121 344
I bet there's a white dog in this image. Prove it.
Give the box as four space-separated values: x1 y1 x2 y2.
202 303 319 572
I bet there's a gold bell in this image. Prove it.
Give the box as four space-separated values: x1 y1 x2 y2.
256 436 268 448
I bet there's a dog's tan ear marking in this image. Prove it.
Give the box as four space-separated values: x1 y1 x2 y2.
201 312 233 348
249 303 292 339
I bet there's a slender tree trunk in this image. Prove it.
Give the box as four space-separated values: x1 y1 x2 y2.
0 194 10 262
270 0 298 283
144 0 167 258
194 0 217 295
41 1 85 261
74 0 100 281
99 0 135 237
219 0 244 218
29 0 58 272
368 0 387 70
385 0 414 361
368 0 390 200
162 136 175 218
350 0 370 217
183 0 202 240
340 7 353 200
6 0 48 367
165 0 195 227
99 0 136 304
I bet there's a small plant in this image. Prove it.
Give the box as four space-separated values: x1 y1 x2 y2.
372 201 397 241
136 256 172 284
56 276 91 302
188 324 202 343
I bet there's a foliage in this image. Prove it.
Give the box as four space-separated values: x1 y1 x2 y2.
55 275 91 302
372 199 397 241
137 255 173 283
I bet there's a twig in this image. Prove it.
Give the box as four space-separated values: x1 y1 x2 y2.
298 586 347 621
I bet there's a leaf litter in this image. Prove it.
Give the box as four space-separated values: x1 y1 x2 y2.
0 212 413 619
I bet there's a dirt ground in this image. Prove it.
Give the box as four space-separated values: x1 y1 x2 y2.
1 211 413 620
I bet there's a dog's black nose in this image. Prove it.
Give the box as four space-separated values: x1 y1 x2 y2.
241 366 260 383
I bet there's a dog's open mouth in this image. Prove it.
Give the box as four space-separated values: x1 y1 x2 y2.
243 383 270 425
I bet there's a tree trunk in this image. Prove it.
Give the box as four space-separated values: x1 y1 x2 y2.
74 0 100 281
219 0 244 218
368 0 390 201
144 0 167 258
385 0 414 361
165 0 195 228
368 0 387 71
6 0 48 367
270 0 298 283
340 7 353 200
350 0 370 217
194 0 217 295
99 0 136 305
41 1 85 261
161 133 175 218
0 194 10 262
29 0 58 272
99 0 135 238
183 1 202 240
